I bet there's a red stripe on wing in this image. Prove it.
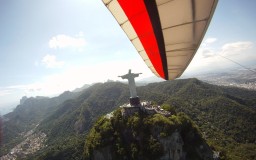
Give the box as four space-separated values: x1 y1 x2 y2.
118 0 165 78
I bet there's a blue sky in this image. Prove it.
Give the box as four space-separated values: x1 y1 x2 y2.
0 0 256 113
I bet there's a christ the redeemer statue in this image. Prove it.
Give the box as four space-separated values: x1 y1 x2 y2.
119 69 142 106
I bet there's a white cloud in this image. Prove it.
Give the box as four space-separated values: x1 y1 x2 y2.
0 89 12 96
201 48 216 58
199 41 254 59
41 54 65 68
40 58 152 93
6 85 27 90
183 41 255 75
49 34 86 49
221 41 253 56
205 38 217 44
6 39 254 99
7 58 154 97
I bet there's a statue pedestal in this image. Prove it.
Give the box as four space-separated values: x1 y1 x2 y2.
129 96 140 106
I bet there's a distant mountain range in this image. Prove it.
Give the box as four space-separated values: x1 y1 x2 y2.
1 79 255 160
1 68 254 116
139 67 256 91
189 68 256 90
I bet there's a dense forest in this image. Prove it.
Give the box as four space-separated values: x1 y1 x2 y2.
0 78 255 160
85 108 213 160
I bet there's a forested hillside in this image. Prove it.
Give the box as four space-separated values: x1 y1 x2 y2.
1 79 255 160
138 79 256 159
0 91 80 156
22 82 130 160
85 108 213 160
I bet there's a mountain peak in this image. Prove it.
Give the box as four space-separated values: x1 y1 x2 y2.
84 106 213 160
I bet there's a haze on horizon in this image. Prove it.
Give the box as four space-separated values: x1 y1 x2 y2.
0 0 256 113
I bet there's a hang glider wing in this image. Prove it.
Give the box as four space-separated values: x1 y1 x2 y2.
102 0 218 80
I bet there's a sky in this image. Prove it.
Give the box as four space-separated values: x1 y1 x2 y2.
0 0 256 113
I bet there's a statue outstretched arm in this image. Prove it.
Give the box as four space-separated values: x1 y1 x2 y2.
118 75 127 79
